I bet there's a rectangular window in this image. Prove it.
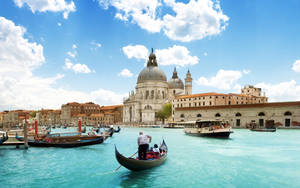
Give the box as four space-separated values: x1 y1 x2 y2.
285 119 290 127
203 102 205 105
259 119 264 127
236 119 240 127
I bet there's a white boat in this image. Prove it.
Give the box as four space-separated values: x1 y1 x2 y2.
182 120 233 138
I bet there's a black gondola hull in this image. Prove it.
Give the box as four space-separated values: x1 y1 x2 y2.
28 137 104 148
185 131 233 138
115 140 167 171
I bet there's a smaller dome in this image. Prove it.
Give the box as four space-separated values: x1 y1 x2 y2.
168 68 184 89
168 78 184 89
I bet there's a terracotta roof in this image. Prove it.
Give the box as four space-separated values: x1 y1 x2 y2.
100 105 123 110
175 101 300 111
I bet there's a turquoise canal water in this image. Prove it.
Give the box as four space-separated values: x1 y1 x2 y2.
1 128 300 188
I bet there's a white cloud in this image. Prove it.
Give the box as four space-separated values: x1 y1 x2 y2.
98 0 229 42
243 69 251 74
0 17 45 76
196 69 243 90
64 58 93 74
13 0 76 19
67 51 76 58
99 0 163 33
292 60 300 73
72 44 77 49
57 22 62 26
256 80 300 102
118 68 133 77
162 0 229 42
90 41 102 51
204 52 208 56
155 45 199 67
122 44 198 67
122 45 149 60
0 17 124 110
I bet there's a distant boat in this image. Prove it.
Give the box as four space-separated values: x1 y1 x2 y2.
152 125 160 128
114 127 121 133
183 120 233 138
250 128 276 132
52 125 56 129
15 133 24 141
115 140 168 171
0 131 9 144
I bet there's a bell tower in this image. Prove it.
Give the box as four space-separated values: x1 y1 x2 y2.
185 69 192 95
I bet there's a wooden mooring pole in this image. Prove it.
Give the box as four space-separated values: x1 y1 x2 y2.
24 117 28 149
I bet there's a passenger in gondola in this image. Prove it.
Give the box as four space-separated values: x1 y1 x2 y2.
152 144 160 153
137 131 152 160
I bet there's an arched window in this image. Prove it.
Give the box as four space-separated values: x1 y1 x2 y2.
197 113 202 118
235 112 242 117
144 105 152 110
180 114 185 118
151 90 154 99
284 111 292 116
258 112 265 116
215 113 221 117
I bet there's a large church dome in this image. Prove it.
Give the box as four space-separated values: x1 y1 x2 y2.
137 50 167 84
168 68 184 89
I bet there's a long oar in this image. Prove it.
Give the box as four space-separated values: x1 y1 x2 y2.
114 151 138 172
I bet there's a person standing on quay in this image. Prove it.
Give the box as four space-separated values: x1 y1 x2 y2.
137 131 152 160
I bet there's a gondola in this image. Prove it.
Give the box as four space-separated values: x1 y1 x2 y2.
114 127 121 133
28 136 104 148
0 131 9 144
15 133 24 141
115 140 168 171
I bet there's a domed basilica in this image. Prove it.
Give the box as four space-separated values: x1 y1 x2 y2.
123 49 193 124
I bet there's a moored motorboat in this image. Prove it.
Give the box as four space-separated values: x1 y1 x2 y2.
183 120 233 138
115 140 168 171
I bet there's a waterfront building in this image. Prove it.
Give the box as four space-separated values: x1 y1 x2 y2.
174 101 300 128
36 109 61 125
2 110 33 130
61 102 101 124
123 50 192 124
60 102 123 125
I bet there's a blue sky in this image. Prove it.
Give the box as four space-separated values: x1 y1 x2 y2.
0 0 300 110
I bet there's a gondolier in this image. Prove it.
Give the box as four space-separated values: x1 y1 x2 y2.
137 132 152 160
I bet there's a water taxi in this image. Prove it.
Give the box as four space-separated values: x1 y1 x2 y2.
182 120 233 138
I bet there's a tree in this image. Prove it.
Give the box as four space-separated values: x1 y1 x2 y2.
31 111 37 118
155 103 172 124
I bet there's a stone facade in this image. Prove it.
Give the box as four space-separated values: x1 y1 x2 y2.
1 110 33 129
61 102 101 124
37 109 61 125
123 50 191 124
60 102 123 126
174 102 300 128
172 85 268 122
